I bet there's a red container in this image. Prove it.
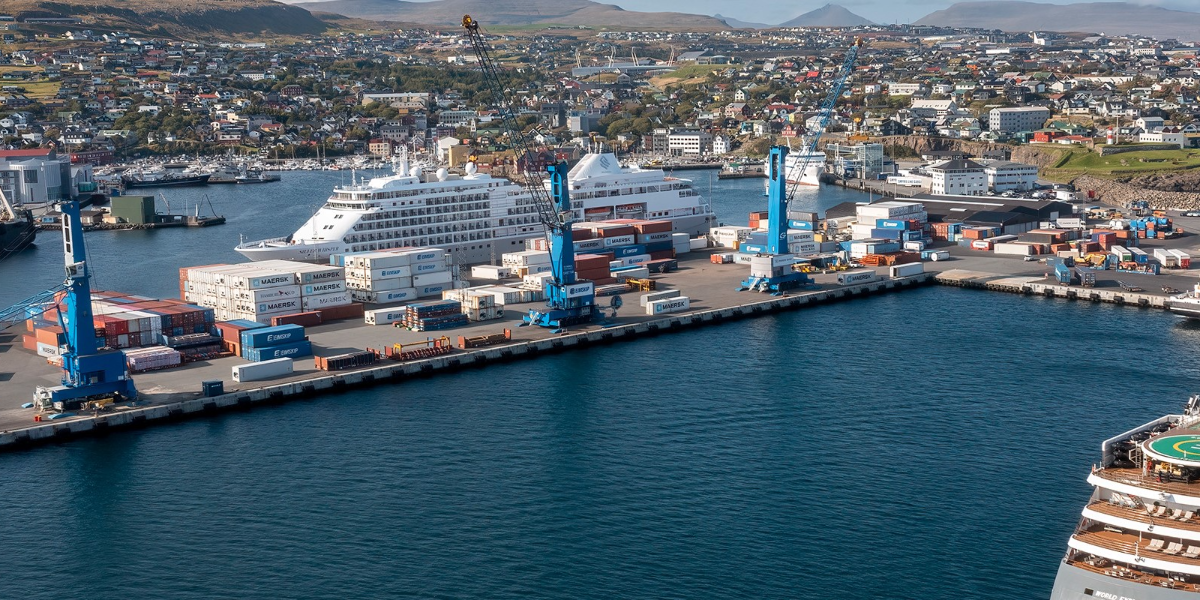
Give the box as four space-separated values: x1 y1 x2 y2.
594 225 636 238
21 334 36 351
271 311 323 327
214 321 250 340
35 326 65 347
571 227 595 241
318 303 364 322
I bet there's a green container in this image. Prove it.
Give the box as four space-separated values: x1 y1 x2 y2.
110 195 155 225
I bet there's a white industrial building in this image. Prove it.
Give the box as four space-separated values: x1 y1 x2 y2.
666 130 713 156
980 160 1039 192
1139 127 1187 148
0 148 76 205
927 158 987 196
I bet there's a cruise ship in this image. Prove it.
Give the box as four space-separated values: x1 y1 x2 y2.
782 148 825 186
235 152 714 265
1050 396 1200 599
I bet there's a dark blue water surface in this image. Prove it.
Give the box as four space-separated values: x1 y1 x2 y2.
2 176 1197 599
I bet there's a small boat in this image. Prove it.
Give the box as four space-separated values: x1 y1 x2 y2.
122 168 211 188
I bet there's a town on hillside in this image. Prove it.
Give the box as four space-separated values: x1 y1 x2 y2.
3 15 1200 204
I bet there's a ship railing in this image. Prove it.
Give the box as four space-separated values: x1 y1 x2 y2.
236 236 289 249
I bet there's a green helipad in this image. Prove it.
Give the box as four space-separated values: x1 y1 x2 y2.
1145 434 1200 463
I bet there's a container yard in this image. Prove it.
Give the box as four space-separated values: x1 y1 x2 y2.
0 247 935 449
7 192 1200 451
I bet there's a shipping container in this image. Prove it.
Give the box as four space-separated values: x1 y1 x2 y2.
232 357 294 382
646 296 690 316
838 270 878 285
245 340 312 362
470 265 512 280
639 289 681 307
241 324 306 349
889 263 925 277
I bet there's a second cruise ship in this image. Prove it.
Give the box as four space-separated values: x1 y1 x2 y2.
235 151 714 265
1051 396 1200 599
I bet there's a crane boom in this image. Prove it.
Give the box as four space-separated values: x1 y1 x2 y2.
785 38 863 202
462 14 594 328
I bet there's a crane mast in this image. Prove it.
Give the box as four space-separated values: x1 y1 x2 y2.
462 15 595 328
744 38 863 293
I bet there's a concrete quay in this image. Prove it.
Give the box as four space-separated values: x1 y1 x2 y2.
0 254 934 451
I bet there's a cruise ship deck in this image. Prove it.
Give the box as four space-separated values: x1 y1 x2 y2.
1053 410 1200 598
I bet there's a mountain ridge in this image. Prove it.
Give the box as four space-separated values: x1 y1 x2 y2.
915 1 1200 41
779 3 874 27
295 0 730 28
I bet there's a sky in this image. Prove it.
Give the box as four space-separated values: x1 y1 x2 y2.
675 0 1200 25
276 0 1200 27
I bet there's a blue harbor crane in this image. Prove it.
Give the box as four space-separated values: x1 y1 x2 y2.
0 200 137 411
741 38 863 293
462 14 596 329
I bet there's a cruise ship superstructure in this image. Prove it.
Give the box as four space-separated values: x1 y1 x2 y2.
235 152 714 265
782 148 824 186
1051 396 1200 599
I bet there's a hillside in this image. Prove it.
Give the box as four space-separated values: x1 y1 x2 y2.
915 1 1200 41
713 13 770 29
4 0 328 38
779 3 873 27
295 0 730 28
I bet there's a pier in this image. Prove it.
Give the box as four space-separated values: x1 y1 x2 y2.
935 269 1172 307
0 261 933 451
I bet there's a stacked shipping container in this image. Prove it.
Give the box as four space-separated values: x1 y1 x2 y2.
181 261 356 323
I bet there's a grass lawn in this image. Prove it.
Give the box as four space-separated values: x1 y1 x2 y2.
14 81 61 98
1046 146 1200 178
656 64 724 80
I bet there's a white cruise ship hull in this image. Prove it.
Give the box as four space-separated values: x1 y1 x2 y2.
1050 561 1198 600
236 213 714 265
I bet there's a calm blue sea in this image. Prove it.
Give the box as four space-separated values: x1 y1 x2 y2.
2 173 1197 599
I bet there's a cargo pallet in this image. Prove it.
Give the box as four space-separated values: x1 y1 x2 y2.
458 330 512 350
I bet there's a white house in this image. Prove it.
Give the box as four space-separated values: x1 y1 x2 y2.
712 135 730 155
1139 127 1187 148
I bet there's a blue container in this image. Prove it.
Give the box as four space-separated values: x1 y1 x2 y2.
745 232 768 244
245 340 312 362
741 243 768 254
788 220 814 230
875 219 906 230
901 230 923 242
643 241 673 253
241 324 305 349
612 244 646 258
870 228 903 240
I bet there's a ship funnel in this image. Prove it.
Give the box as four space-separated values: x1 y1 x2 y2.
436 168 448 182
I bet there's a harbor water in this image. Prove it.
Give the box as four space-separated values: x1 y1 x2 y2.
2 175 1198 598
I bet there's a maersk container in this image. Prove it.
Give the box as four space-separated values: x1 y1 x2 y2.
603 234 636 247
255 298 302 315
639 289 681 307
838 269 878 285
232 357 294 382
302 280 346 296
245 340 312 362
302 291 351 311
364 306 408 326
889 263 925 277
241 324 305 349
646 296 690 316
574 239 605 251
637 232 672 244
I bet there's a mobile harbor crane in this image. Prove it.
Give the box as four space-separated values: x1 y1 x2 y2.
0 201 137 411
740 38 863 293
462 14 598 329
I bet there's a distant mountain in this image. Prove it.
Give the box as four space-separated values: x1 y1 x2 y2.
296 0 730 29
713 13 771 29
915 1 1200 41
3 0 328 38
779 3 873 27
